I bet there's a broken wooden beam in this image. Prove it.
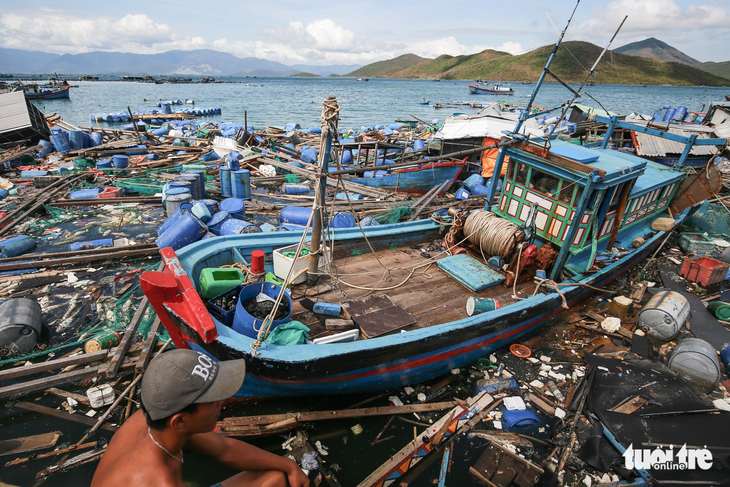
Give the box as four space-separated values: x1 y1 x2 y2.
13 402 117 432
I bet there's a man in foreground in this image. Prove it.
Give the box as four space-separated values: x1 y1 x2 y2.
92 349 308 487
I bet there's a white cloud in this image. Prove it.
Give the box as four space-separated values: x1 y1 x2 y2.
0 12 200 54
572 0 730 39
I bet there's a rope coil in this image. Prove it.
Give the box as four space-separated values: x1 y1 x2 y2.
463 210 525 258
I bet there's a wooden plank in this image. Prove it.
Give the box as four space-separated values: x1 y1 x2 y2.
0 350 109 382
0 431 61 457
5 441 97 467
0 367 102 398
45 387 91 406
104 293 151 378
13 402 118 432
135 316 161 374
219 401 457 428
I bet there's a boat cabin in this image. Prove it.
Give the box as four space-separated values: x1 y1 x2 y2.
492 139 684 277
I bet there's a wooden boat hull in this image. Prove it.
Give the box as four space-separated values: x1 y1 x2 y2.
342 159 464 194
140 216 677 398
24 86 70 99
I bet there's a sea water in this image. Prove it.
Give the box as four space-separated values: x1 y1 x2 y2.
29 77 730 131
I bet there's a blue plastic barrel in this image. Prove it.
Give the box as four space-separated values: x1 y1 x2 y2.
202 150 219 162
174 176 200 200
674 106 688 121
283 183 311 195
219 218 262 235
721 346 730 374
162 187 191 208
112 154 129 169
300 148 317 164
161 103 172 114
68 238 113 251
156 213 207 251
232 282 292 338
191 201 212 222
166 193 193 217
68 130 84 150
198 199 219 215
280 206 312 225
89 132 103 147
455 188 470 200
219 198 246 219
361 216 380 226
463 174 486 192
471 183 489 195
50 132 70 152
663 108 676 122
330 212 356 228
0 235 36 258
340 150 352 164
208 211 232 235
0 188 9 200
183 170 206 199
413 139 425 151
70 188 102 199
96 159 113 170
151 127 169 136
157 204 192 236
219 168 232 198
231 170 250 200
19 170 48 178
260 223 277 232
335 193 362 200
37 139 53 157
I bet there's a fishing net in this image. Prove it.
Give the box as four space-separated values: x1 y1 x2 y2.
372 205 412 224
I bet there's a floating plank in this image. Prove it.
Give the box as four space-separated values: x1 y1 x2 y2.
0 349 109 382
13 402 117 432
0 431 61 457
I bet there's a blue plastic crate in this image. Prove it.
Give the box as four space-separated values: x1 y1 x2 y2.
206 285 243 327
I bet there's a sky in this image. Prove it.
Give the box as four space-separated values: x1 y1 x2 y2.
1 0 729 66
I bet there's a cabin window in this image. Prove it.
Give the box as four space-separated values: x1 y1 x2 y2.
572 185 584 208
557 180 574 205
514 163 529 186
529 168 559 196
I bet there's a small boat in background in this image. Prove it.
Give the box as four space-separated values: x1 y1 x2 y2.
725 95 730 101
420 98 429 105
10 79 70 100
468 81 514 95
357 77 370 82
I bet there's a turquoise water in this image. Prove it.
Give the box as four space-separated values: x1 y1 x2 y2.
30 78 730 130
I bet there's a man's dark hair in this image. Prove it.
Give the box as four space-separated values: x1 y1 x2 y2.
141 402 199 430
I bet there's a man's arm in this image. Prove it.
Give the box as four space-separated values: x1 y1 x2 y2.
187 431 308 487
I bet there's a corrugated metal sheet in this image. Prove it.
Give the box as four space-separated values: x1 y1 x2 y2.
435 113 543 140
624 118 720 157
0 92 31 134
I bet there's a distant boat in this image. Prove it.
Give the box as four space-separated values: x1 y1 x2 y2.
420 98 429 105
12 82 70 100
725 95 730 102
357 78 369 82
468 82 514 95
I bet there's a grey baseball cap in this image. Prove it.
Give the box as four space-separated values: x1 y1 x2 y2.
141 349 245 421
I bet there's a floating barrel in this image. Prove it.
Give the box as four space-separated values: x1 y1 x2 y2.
280 206 312 225
219 198 245 219
175 176 200 200
455 188 470 200
300 147 317 164
165 192 193 217
70 188 102 199
413 139 425 151
219 218 262 235
662 108 677 122
208 211 232 235
330 212 356 228
636 290 689 341
231 170 250 200
161 103 172 114
0 235 36 258
668 338 721 391
162 187 191 209
232 282 292 339
0 298 43 354
68 238 114 251
112 154 129 169
340 150 352 164
69 130 86 150
471 183 489 195
674 106 688 121
197 199 219 215
37 139 53 157
282 183 310 195
156 213 207 251
202 150 219 162
96 159 113 171
157 204 192 236
219 168 233 198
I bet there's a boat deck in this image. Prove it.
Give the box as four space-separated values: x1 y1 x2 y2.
290 245 537 340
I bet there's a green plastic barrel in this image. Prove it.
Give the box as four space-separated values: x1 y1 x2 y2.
707 301 730 321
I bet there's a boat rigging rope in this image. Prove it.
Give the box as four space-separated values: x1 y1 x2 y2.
463 210 525 258
251 98 340 354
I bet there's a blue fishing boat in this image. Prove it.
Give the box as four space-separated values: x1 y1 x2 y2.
13 79 70 100
139 16 727 399
342 159 465 194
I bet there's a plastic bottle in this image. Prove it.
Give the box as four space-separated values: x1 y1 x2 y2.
547 380 565 402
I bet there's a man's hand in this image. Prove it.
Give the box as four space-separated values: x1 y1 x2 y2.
285 461 309 487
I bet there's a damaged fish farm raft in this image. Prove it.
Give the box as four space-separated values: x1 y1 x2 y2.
2 78 730 486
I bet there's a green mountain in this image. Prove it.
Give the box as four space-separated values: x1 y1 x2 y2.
347 41 730 86
698 61 730 80
347 54 427 78
614 37 700 65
